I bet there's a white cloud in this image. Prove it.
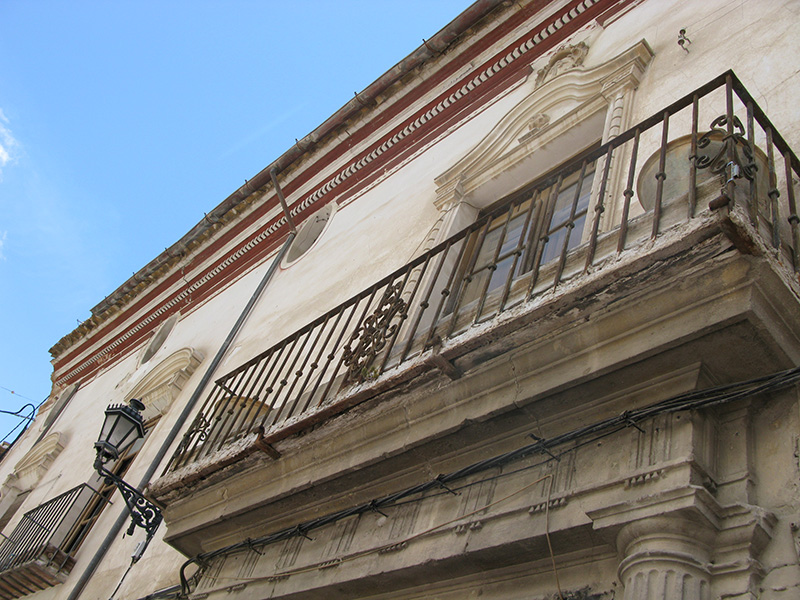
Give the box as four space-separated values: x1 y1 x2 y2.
0 231 6 261
0 109 19 180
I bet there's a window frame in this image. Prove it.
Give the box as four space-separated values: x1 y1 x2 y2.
446 150 599 325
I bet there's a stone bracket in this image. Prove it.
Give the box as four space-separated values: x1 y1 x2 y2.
425 353 462 380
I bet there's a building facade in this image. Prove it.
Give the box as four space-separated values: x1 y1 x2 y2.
1 1 800 599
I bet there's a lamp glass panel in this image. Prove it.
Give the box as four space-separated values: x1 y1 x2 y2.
99 406 144 457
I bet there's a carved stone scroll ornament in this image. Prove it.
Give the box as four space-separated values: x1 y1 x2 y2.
534 42 589 88
695 114 757 182
527 112 550 133
518 113 551 145
342 282 408 384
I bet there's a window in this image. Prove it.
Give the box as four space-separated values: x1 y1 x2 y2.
61 416 158 555
537 165 595 266
37 384 79 441
448 157 597 323
282 203 335 266
141 314 179 365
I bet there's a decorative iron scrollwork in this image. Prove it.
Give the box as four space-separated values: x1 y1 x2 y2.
172 412 211 460
111 475 164 538
696 115 757 181
342 282 408 384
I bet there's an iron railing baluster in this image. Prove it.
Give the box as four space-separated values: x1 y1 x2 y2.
180 381 227 466
528 174 563 298
500 191 538 311
400 247 441 362
249 342 290 431
652 112 670 239
725 74 736 206
475 205 516 322
219 359 262 444
202 369 248 456
447 220 492 337
424 234 469 349
766 127 781 249
746 101 758 224
299 310 347 416
586 146 613 271
618 128 640 253
689 94 699 219
260 334 304 428
285 315 335 420
271 328 316 425
555 160 589 286
783 150 800 272
235 348 277 438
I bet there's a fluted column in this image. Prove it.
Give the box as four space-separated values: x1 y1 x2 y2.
617 515 714 600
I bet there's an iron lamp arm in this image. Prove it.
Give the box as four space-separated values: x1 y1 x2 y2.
94 458 163 543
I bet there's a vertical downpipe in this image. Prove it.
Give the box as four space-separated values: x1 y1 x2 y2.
66 175 298 600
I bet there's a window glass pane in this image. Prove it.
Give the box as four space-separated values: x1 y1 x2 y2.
473 226 503 271
499 213 526 256
568 214 587 249
540 227 567 265
489 256 514 291
550 184 576 228
576 171 594 212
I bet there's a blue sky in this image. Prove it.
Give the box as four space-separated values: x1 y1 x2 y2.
0 1 468 444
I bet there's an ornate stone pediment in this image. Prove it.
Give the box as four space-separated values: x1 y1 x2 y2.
434 40 654 212
128 347 203 421
2 432 66 494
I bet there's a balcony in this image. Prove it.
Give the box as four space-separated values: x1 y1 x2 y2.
157 72 800 491
0 484 102 599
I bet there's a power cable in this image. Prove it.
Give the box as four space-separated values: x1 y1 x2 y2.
0 386 37 404
0 393 48 448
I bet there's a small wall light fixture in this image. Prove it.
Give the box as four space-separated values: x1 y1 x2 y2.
93 398 162 556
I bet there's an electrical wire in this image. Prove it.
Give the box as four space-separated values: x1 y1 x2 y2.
177 364 800 596
0 403 37 444
0 386 37 404
0 404 36 421
544 474 563 600
0 393 48 446
108 557 136 600
191 473 556 595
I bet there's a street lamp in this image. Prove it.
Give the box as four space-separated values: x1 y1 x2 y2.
93 398 162 547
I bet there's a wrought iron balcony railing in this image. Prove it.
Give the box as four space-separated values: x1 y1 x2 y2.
0 484 103 599
166 72 800 473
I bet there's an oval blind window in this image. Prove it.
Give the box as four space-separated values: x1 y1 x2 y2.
141 314 179 364
283 203 335 266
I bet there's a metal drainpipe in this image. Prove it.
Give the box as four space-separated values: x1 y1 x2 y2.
66 191 297 600
270 167 298 233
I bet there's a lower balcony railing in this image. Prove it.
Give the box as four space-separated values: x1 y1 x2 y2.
167 71 800 472
0 484 103 599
